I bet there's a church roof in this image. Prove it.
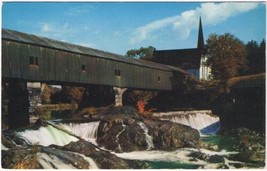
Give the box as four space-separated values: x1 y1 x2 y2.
152 16 205 70
153 48 201 69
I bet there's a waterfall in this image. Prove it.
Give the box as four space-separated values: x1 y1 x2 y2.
56 121 100 145
17 125 79 146
16 121 100 146
153 110 221 135
138 122 154 150
116 122 126 151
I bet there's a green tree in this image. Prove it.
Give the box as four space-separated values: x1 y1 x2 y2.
246 39 266 74
206 33 247 80
125 46 155 61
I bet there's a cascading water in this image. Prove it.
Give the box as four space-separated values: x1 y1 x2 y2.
153 110 221 135
16 121 100 146
37 151 99 169
14 121 100 169
17 125 79 146
116 122 126 151
56 121 100 145
138 122 154 150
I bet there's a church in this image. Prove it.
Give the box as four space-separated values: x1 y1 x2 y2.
152 17 211 80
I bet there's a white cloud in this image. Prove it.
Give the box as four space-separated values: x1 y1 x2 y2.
198 3 259 25
130 15 180 44
130 2 259 44
39 22 72 38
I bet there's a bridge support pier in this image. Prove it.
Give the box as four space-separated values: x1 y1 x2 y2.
7 79 30 129
113 87 127 107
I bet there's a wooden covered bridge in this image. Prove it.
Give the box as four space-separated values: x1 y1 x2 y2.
2 29 192 91
2 29 194 129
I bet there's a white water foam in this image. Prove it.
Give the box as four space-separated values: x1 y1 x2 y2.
57 121 100 145
37 151 99 169
38 152 77 169
138 122 154 150
2 143 9 150
17 125 79 146
114 147 240 169
116 122 126 151
153 110 221 135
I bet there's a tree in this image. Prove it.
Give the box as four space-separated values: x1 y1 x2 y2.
206 33 247 80
125 46 155 61
246 39 266 74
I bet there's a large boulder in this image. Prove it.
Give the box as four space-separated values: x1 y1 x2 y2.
59 140 131 169
96 106 200 152
2 134 142 169
144 119 200 150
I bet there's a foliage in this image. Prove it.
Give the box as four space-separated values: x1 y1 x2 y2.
136 100 154 117
245 39 265 74
206 33 247 80
40 85 56 104
124 90 157 105
125 46 155 61
66 86 86 103
124 90 157 114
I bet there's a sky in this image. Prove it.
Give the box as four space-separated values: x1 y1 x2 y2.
1 1 266 56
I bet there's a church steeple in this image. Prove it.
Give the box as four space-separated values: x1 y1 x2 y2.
197 16 205 51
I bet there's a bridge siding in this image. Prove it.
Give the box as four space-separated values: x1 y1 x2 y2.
3 40 174 90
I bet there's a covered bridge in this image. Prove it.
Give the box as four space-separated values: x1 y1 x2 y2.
2 29 195 129
2 29 191 91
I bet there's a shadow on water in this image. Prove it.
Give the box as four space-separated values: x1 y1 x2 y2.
200 121 221 135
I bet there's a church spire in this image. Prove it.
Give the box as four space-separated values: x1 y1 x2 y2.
197 16 204 50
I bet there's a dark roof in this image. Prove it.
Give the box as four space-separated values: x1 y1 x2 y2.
2 29 188 74
153 48 201 69
152 16 205 70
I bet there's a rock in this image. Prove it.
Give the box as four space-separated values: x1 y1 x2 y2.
207 155 225 163
227 127 265 165
96 106 200 152
188 151 209 161
144 119 200 150
60 140 131 169
210 144 219 151
229 151 265 163
188 152 225 164
2 148 42 169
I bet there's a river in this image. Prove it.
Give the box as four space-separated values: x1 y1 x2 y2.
3 110 265 169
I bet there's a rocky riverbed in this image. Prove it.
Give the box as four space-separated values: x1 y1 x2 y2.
1 106 265 169
1 106 200 169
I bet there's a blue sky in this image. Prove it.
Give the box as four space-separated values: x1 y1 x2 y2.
2 1 266 55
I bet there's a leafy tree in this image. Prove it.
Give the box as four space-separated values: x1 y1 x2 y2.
246 39 265 74
206 33 247 80
125 46 155 61
41 85 56 104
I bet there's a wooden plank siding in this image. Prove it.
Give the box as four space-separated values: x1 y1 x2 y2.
2 29 190 91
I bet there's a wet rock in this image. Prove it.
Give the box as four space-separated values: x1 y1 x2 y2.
229 151 265 163
59 140 131 169
2 148 42 169
200 142 220 151
207 155 225 163
188 151 225 164
144 119 200 150
227 127 265 164
97 106 200 152
188 151 209 161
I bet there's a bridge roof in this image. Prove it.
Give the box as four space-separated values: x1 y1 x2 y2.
2 29 188 74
